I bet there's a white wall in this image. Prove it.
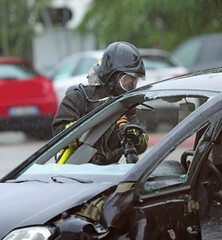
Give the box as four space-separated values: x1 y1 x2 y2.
51 0 93 29
32 0 96 75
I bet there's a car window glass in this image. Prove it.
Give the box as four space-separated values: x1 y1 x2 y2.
49 96 203 168
16 121 137 183
136 96 201 133
197 38 222 63
135 96 214 195
140 126 207 195
12 95 207 183
140 107 222 195
142 56 176 69
173 39 201 67
75 57 98 75
0 64 38 79
53 58 79 81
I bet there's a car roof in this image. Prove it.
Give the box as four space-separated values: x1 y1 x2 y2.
47 50 104 77
48 47 181 78
138 48 171 57
0 57 31 65
185 33 222 41
56 50 103 63
172 33 222 71
173 33 222 53
138 48 182 67
61 49 172 62
144 67 222 93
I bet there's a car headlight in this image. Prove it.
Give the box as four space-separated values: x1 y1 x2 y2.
3 226 54 240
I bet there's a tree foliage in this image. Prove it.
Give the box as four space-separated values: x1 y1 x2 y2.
1 0 222 58
0 0 49 58
78 0 222 50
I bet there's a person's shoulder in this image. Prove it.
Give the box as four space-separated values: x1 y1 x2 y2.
65 84 81 96
66 84 93 96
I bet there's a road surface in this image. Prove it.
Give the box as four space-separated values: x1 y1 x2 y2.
0 132 46 178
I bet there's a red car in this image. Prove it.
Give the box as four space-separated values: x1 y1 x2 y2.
0 57 58 139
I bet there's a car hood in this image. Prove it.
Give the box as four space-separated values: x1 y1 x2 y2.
0 181 113 239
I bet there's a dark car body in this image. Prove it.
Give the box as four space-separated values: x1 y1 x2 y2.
0 57 58 139
1 68 222 239
172 33 222 72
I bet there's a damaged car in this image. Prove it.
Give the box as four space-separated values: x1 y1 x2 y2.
1 68 222 239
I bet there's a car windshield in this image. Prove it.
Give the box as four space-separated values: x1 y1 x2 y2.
142 56 176 69
4 81 219 186
52 58 79 81
0 64 39 79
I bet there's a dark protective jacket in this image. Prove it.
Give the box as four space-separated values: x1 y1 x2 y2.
52 85 106 135
52 85 148 164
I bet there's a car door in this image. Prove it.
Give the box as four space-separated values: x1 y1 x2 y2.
132 100 222 239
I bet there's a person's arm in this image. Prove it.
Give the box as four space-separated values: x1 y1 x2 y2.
52 89 86 136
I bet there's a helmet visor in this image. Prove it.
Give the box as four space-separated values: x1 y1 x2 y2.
88 67 101 86
119 74 138 91
125 71 146 80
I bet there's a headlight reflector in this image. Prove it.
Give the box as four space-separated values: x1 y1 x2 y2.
3 226 53 240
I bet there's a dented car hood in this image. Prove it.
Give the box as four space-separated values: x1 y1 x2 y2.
0 181 113 239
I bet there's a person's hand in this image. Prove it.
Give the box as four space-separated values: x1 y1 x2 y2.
118 124 145 145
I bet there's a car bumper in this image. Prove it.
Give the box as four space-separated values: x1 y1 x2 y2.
0 115 53 132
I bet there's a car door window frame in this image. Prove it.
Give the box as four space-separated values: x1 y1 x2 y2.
134 110 222 202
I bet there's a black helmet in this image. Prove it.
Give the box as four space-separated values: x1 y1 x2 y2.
93 41 145 86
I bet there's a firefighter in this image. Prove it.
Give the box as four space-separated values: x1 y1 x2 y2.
52 41 148 164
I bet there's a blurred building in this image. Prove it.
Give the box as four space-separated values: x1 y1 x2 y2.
33 0 96 75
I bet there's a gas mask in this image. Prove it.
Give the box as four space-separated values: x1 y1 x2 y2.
111 73 141 96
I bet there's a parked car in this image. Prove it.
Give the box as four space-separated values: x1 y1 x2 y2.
1 68 222 239
0 57 58 139
48 49 188 103
137 48 188 87
47 50 103 103
172 33 222 72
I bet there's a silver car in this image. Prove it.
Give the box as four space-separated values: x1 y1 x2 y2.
48 49 188 103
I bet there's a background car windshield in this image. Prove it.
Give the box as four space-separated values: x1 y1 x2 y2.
53 58 79 81
53 57 98 81
142 56 176 69
0 64 38 79
75 57 98 75
172 38 202 67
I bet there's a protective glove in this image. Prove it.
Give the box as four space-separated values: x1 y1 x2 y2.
65 121 83 149
118 124 143 143
118 124 148 154
56 121 82 164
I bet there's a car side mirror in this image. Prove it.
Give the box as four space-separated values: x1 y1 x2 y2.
178 102 195 122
